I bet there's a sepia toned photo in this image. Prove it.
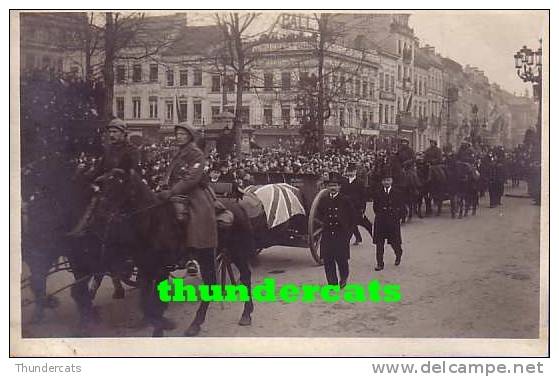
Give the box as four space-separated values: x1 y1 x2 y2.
10 10 549 356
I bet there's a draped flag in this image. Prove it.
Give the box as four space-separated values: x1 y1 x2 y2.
245 183 306 229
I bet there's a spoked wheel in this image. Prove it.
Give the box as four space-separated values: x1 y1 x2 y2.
307 188 329 265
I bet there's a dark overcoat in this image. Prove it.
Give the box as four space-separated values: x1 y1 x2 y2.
165 142 218 249
341 178 367 214
316 193 356 260
372 187 405 245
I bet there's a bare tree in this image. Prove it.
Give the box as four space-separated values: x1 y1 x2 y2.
292 13 369 153
214 12 261 157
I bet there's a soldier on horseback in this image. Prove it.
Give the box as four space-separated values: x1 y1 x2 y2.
424 139 443 165
157 122 218 332
70 117 140 299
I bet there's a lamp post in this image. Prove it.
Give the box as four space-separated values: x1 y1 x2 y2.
514 39 542 147
514 38 542 205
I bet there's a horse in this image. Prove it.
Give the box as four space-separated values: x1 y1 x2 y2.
21 155 104 328
415 160 432 218
89 168 254 337
425 163 457 217
398 164 423 223
454 161 480 217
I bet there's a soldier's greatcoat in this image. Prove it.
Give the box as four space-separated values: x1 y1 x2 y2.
164 142 218 249
316 193 356 260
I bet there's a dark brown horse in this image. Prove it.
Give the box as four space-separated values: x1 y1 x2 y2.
89 168 254 337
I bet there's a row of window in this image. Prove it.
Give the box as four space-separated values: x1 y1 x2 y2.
115 64 203 86
115 96 293 126
336 108 377 128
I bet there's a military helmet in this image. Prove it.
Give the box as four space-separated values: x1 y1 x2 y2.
175 121 198 139
106 118 127 133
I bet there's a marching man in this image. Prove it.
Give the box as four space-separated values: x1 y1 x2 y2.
372 167 406 271
317 173 357 288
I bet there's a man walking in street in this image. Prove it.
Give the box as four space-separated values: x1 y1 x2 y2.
317 173 356 288
341 163 372 245
372 167 406 271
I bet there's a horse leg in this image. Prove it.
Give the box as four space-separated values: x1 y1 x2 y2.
232 251 254 326
26 251 59 323
137 267 173 337
184 248 216 337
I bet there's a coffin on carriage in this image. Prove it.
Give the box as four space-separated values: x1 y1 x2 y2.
210 172 331 265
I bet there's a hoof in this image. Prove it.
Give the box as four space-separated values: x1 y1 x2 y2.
112 289 125 299
238 314 252 326
152 328 164 337
184 323 201 337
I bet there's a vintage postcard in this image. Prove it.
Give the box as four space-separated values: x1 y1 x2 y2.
9 9 549 357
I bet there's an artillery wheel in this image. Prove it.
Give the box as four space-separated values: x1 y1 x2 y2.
307 188 329 265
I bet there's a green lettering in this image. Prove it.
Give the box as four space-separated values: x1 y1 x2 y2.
367 280 382 302
383 284 401 302
157 279 172 302
279 284 300 303
320 285 340 302
224 284 250 302
343 284 366 302
301 284 320 303
172 278 198 302
199 284 225 302
252 278 277 302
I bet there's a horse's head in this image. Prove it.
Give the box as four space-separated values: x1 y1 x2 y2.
92 168 135 218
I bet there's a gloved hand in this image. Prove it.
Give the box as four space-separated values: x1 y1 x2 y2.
157 190 172 201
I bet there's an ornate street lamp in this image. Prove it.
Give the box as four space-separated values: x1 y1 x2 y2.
514 38 543 205
514 39 542 143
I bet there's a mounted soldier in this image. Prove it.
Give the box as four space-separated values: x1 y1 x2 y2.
157 122 218 301
69 117 140 299
424 139 443 165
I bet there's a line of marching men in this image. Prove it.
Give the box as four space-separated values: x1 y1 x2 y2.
316 163 404 289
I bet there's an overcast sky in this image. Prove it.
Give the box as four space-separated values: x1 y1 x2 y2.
185 11 547 95
409 11 547 95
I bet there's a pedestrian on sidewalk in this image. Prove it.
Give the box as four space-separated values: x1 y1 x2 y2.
316 172 356 288
372 167 405 271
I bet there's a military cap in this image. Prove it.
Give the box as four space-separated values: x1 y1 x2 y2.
106 118 127 133
175 121 198 138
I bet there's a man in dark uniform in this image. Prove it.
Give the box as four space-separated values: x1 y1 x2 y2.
398 138 415 169
487 150 506 208
456 140 475 164
316 173 356 288
82 118 140 179
424 139 443 165
70 118 140 299
372 167 406 271
341 163 372 245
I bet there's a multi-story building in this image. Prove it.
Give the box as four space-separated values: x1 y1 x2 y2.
19 12 87 76
110 12 537 150
334 13 419 149
113 18 382 146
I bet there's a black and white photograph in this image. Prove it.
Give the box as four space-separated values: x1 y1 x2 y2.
9 9 549 357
